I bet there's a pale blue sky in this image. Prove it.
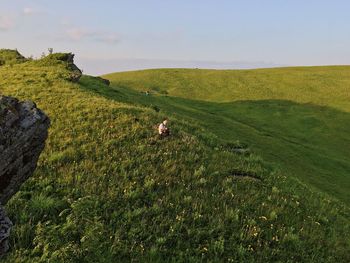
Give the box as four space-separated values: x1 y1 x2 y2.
1 0 349 74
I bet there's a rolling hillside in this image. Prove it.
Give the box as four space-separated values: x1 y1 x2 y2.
105 68 350 204
104 67 350 111
0 51 349 262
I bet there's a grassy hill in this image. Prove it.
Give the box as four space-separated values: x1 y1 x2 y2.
0 52 349 262
104 67 350 111
0 49 27 66
104 68 350 204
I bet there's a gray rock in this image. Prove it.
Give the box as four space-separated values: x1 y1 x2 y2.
0 96 50 204
57 53 82 82
0 206 12 255
43 53 82 82
0 96 50 255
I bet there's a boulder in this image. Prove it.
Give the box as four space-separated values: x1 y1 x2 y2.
0 207 12 255
43 53 82 82
56 53 82 82
0 96 50 255
0 96 50 204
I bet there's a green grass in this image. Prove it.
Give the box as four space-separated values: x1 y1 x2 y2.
104 68 350 204
0 54 349 262
0 49 27 66
104 67 350 111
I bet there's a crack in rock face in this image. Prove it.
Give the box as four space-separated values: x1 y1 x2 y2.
0 207 12 255
0 96 50 255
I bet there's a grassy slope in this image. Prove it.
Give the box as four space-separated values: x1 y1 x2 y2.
0 49 27 65
0 58 349 262
104 68 350 203
104 67 350 110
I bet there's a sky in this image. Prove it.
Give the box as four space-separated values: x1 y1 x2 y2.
1 0 350 75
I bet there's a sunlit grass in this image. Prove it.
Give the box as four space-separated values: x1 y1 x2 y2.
105 68 350 203
104 67 350 111
0 57 349 262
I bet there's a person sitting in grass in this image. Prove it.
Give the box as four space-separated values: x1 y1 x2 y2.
158 118 170 137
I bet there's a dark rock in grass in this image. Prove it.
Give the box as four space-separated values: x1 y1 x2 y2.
0 96 49 255
231 148 250 154
66 55 83 82
229 169 261 181
0 206 12 255
219 142 250 155
94 76 110 86
0 96 50 204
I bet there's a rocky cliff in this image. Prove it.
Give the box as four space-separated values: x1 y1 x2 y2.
43 52 82 82
0 96 50 254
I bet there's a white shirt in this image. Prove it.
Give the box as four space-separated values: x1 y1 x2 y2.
159 123 166 134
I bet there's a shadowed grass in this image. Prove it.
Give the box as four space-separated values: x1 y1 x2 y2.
104 68 350 204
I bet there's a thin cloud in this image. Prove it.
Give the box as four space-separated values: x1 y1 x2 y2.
95 33 120 44
65 27 121 44
23 7 43 16
60 17 72 26
66 28 89 41
0 15 14 30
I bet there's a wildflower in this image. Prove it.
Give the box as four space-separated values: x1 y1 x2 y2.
272 235 279 242
272 186 279 193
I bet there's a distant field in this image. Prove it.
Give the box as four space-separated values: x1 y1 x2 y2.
104 67 350 111
105 67 350 203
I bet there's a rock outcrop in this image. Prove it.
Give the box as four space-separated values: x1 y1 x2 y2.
0 207 12 255
59 53 82 82
0 96 50 204
0 96 50 254
44 53 82 82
